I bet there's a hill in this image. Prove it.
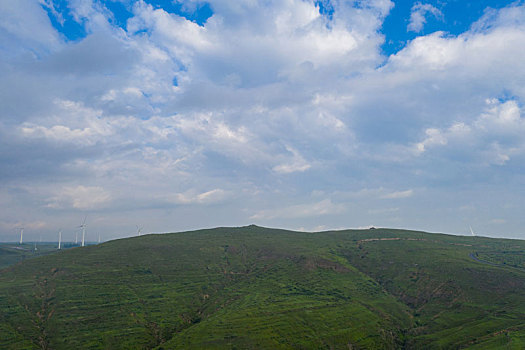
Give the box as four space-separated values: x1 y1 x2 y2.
1 226 525 349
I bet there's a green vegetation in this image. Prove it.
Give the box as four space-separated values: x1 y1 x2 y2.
1 226 524 349
0 243 68 270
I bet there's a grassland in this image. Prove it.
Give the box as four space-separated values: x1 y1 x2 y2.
0 243 73 270
0 226 524 349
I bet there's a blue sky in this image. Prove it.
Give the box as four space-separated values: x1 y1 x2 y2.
381 0 517 54
1 0 525 241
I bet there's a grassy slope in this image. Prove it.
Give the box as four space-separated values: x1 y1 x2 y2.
0 244 64 270
341 229 525 349
0 226 524 349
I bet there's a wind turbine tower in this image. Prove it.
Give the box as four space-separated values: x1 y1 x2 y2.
19 227 24 245
469 225 476 237
137 226 143 236
58 229 62 250
79 217 87 247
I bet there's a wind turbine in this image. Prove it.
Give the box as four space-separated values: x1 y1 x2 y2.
78 217 87 247
136 225 143 236
469 225 476 237
58 229 62 250
98 233 101 244
18 227 24 245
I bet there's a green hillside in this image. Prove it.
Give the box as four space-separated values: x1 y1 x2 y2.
0 243 67 270
1 226 524 349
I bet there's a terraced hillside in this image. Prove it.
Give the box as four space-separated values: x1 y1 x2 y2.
1 226 524 349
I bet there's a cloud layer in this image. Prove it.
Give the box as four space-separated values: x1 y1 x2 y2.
1 0 525 240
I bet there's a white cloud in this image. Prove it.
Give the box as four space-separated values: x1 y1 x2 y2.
407 3 443 33
126 0 391 93
392 6 525 74
273 146 311 174
129 1 212 57
47 185 111 210
174 112 249 144
250 199 345 220
381 190 414 199
18 99 128 146
414 99 525 165
167 188 229 205
334 188 415 200
415 128 448 154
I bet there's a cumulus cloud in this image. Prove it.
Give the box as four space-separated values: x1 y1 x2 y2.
414 99 525 165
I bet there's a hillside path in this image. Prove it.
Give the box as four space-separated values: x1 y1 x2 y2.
469 253 500 266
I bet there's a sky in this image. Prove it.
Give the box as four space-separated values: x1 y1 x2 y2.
1 0 525 242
